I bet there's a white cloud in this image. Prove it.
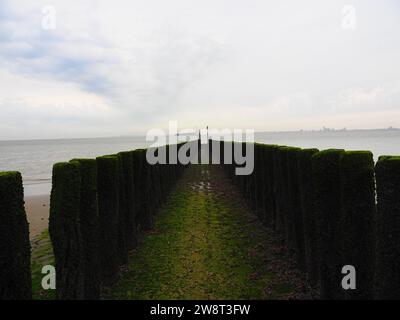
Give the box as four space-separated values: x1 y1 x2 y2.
1 0 400 139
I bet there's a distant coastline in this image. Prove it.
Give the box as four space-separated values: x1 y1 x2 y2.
257 127 400 134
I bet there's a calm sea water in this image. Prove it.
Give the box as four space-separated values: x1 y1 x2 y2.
1 130 400 196
0 136 148 196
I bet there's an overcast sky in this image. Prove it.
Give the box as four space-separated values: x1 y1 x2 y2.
1 0 400 140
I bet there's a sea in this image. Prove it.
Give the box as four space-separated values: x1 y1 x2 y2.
1 129 400 196
0 136 148 196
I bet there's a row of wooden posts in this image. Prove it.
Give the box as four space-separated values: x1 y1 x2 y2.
220 141 400 299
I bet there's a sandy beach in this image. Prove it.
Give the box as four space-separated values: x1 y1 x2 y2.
25 194 50 239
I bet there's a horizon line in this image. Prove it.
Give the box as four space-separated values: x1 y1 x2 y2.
1 127 399 143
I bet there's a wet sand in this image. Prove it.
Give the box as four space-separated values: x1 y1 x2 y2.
25 194 50 239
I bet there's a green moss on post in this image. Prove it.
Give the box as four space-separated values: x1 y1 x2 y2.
254 144 265 221
222 140 234 179
246 142 255 206
49 162 84 299
119 151 137 250
150 161 161 215
374 156 400 299
70 158 100 300
142 150 155 230
297 148 319 290
276 146 290 244
339 151 375 300
132 149 153 232
286 147 305 269
246 142 256 211
0 171 31 300
312 149 345 299
264 145 278 229
271 146 284 234
158 145 168 202
132 149 143 236
116 155 128 266
96 155 120 286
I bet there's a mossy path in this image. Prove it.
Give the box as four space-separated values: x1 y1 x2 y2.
105 165 309 299
31 229 55 300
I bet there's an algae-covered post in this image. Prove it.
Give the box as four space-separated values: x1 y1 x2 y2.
119 151 136 250
339 151 375 300
374 156 400 300
96 155 120 286
312 149 345 300
116 154 128 266
297 148 319 290
286 147 305 270
70 158 101 300
49 162 84 299
254 144 265 221
0 171 32 300
276 146 290 243
137 149 154 231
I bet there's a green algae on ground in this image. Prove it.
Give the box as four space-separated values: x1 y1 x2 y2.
106 166 300 300
31 229 56 300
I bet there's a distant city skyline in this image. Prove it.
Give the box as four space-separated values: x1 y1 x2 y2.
1 0 400 140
